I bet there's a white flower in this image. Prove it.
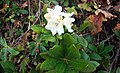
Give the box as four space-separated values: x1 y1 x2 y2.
44 5 75 35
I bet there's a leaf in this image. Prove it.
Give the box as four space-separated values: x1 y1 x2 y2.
114 23 120 31
19 9 28 14
55 61 66 73
61 33 77 49
80 50 90 60
7 47 19 55
114 2 120 12
19 57 30 72
65 44 81 60
88 13 105 35
21 1 28 8
88 44 97 52
90 61 100 67
78 3 92 11
116 67 120 73
0 61 15 72
97 70 108 73
0 48 8 61
29 42 38 55
77 36 88 47
40 58 58 70
89 52 102 60
114 29 120 40
31 25 45 34
95 9 117 19
41 34 56 42
40 45 47 53
69 59 97 72
79 19 90 32
64 67 79 73
100 45 114 54
47 45 64 58
63 0 69 6
0 37 7 47
98 41 105 52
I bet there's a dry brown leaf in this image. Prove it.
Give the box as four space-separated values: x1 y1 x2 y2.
95 9 117 19
114 2 120 12
21 1 28 8
0 4 9 13
14 20 22 27
113 23 120 31
88 13 105 35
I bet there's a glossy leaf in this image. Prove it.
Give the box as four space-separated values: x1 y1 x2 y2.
89 52 102 60
100 45 114 54
77 36 88 47
47 45 64 58
61 33 77 49
55 61 66 73
31 25 44 34
79 20 90 32
88 44 97 52
65 44 81 60
40 58 58 70
69 59 96 72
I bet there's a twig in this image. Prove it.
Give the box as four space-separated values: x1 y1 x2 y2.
14 0 41 46
109 41 120 73
103 34 115 42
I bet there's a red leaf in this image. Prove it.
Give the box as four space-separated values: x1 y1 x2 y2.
88 13 105 35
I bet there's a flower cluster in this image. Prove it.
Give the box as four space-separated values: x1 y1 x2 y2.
44 5 75 35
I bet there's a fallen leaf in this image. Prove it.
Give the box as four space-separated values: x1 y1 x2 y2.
114 2 120 12
78 3 92 11
113 23 120 31
21 1 28 8
95 9 117 19
88 13 105 35
0 4 9 13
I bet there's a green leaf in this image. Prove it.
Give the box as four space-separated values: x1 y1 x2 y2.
55 61 66 73
114 30 120 40
97 70 108 73
100 45 114 54
89 52 102 60
63 0 69 6
19 9 28 14
66 44 81 60
40 58 58 70
29 42 38 55
88 44 97 52
47 45 64 58
80 50 90 60
0 37 7 47
64 67 79 73
85 34 93 43
77 36 88 47
41 34 56 42
20 57 30 73
31 25 44 34
69 59 96 72
116 67 120 73
98 41 105 52
61 33 77 49
51 0 59 5
40 45 47 53
0 48 8 61
7 47 19 55
90 61 100 67
0 61 15 72
79 20 90 32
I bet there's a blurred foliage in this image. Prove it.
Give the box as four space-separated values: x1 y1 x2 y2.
0 0 120 73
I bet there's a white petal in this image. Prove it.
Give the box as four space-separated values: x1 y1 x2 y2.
54 5 62 12
57 23 64 35
44 13 51 21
